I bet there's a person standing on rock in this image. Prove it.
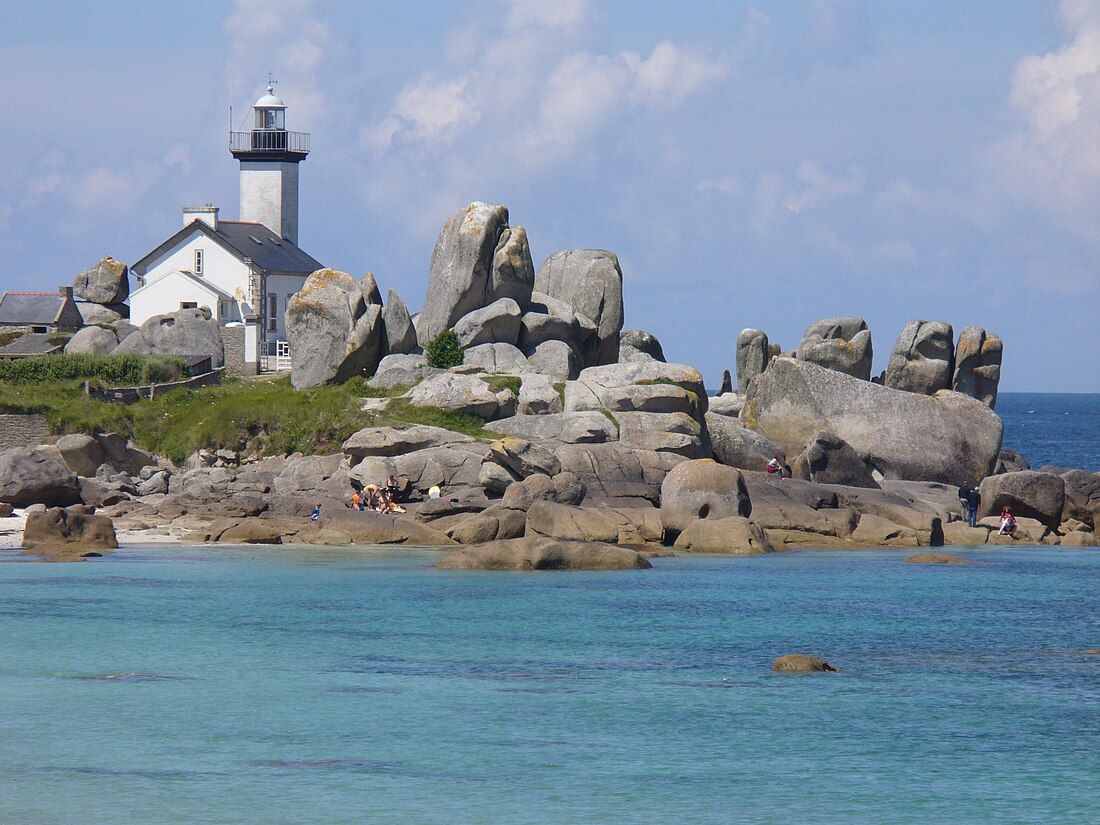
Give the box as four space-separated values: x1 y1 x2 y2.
967 487 981 528
351 490 362 511
958 484 970 518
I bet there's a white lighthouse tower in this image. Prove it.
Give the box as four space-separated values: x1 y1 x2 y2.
229 84 310 244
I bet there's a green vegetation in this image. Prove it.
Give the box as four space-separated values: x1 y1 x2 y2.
600 408 620 432
0 331 23 349
0 370 500 463
553 381 566 406
424 329 464 369
0 353 186 385
480 374 521 396
381 397 495 437
0 379 134 435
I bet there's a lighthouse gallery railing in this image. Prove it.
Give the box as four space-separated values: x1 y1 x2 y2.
229 131 310 153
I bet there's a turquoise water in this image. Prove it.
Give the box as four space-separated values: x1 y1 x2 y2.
1 545 1097 824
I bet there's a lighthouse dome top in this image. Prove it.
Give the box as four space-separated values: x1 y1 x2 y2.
254 85 286 109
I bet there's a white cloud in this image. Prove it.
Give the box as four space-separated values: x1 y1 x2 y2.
696 176 743 197
782 160 865 213
991 0 1100 238
624 41 729 104
364 75 481 152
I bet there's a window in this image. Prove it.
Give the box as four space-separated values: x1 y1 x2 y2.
181 302 198 310
194 249 204 275
269 294 278 332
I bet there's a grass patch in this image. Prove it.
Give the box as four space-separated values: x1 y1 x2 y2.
480 374 521 396
600 408 620 432
636 378 681 387
0 375 370 464
130 376 368 462
553 381 566 406
0 379 135 435
381 397 491 437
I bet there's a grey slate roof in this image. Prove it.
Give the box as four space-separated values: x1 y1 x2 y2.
0 293 66 325
0 333 64 356
131 220 324 276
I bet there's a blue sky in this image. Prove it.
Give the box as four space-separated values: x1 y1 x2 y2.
2 0 1097 391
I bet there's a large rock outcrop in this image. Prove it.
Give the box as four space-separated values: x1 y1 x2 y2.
619 330 666 364
113 308 224 368
742 358 1002 486
453 298 522 348
736 328 770 393
883 320 954 395
953 326 1002 408
534 249 624 367
0 447 82 507
73 256 129 304
797 317 873 380
65 326 119 355
417 203 532 345
382 288 418 355
978 470 1066 529
659 459 751 540
789 432 878 488
21 508 118 553
705 414 781 472
286 269 384 388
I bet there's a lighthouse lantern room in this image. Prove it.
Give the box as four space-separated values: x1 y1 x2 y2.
229 83 310 244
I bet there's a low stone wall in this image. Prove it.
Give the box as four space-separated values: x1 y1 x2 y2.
0 414 50 450
87 368 225 404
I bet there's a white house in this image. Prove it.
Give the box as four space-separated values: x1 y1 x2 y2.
129 85 323 362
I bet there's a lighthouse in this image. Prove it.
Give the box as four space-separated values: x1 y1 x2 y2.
229 84 310 244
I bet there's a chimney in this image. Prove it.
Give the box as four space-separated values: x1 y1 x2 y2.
183 204 219 230
58 286 73 299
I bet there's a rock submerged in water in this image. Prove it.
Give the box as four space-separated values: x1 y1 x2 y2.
772 654 840 673
434 536 652 571
905 553 975 564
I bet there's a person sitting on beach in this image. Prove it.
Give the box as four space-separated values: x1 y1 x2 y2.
363 484 384 513
351 490 361 511
385 474 401 502
998 506 1017 536
310 504 321 521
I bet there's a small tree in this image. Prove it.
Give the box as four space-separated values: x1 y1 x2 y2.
424 330 464 369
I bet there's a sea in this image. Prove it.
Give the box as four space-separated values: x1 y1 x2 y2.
0 392 1097 824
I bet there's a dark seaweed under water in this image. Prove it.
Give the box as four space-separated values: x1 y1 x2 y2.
0 544 1097 824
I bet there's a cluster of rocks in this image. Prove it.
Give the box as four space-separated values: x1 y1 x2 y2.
729 317 1002 409
285 202 651 390
7 352 1093 564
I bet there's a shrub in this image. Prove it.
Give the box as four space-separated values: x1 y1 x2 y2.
424 330 464 369
0 353 187 385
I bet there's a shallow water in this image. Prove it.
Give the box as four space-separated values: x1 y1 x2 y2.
1 544 1097 824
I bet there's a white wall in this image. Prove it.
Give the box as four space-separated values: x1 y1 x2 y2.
141 232 250 302
130 270 240 326
240 161 299 244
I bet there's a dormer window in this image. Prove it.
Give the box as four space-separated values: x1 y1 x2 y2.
194 249 204 275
